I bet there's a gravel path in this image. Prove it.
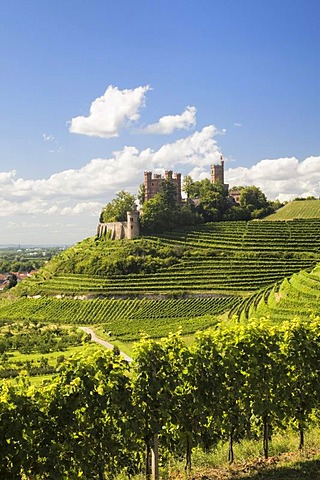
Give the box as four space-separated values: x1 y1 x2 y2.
79 327 132 363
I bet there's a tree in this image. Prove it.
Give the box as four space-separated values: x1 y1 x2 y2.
182 175 194 198
195 180 228 222
159 179 178 208
4 273 18 290
138 183 146 205
100 190 135 223
141 179 200 234
240 186 268 212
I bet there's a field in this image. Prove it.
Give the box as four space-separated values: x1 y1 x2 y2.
265 199 320 220
0 320 100 381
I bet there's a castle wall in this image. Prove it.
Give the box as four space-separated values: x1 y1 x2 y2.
97 206 140 240
97 222 126 240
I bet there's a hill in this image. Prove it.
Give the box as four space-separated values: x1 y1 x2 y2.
265 199 320 220
0 218 319 342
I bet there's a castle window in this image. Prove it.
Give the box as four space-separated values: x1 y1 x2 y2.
130 218 133 222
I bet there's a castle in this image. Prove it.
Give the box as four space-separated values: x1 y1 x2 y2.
144 170 182 203
97 157 238 240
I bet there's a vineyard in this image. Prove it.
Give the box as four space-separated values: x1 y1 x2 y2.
1 217 320 343
18 255 316 297
3 318 320 479
1 214 320 478
146 218 320 252
230 263 320 322
0 296 239 340
265 199 320 220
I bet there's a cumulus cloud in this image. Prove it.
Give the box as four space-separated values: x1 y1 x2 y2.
142 106 197 134
226 156 320 201
69 85 150 138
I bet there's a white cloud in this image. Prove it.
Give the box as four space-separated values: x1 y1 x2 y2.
69 85 151 138
225 156 320 200
234 123 242 127
142 106 197 134
153 125 221 167
43 133 55 142
1 151 319 221
0 126 221 218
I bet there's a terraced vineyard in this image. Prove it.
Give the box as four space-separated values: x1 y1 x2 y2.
2 217 320 340
148 218 320 252
0 296 239 340
230 263 320 323
265 199 320 220
19 255 316 296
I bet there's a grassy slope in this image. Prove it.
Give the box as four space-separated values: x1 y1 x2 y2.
265 199 320 220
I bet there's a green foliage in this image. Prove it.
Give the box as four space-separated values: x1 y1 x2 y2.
33 236 185 278
2 319 320 478
6 273 17 289
182 174 193 198
99 190 135 223
0 297 235 340
137 182 146 205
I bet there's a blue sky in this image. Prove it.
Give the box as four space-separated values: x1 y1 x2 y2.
1 0 319 244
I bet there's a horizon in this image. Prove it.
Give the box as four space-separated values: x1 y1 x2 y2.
1 0 319 244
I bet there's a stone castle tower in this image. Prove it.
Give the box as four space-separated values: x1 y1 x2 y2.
144 170 182 203
211 156 225 184
126 204 140 239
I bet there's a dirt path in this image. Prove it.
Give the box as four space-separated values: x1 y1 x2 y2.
79 327 132 363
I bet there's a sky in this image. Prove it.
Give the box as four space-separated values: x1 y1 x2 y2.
0 0 320 244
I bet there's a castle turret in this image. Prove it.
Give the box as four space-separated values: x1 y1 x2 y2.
126 204 140 239
211 155 225 184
